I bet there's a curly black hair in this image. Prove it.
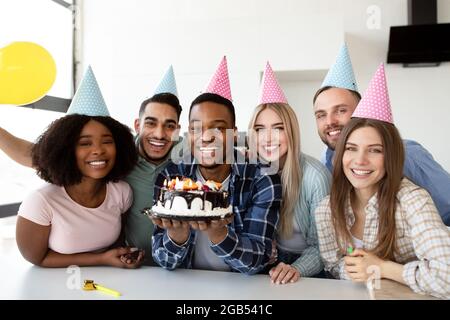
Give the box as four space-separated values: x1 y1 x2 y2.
32 114 138 186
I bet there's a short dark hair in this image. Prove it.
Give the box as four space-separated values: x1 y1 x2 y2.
32 114 138 186
313 86 362 105
139 93 182 120
189 93 236 126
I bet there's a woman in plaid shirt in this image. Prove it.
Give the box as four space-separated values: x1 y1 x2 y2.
315 117 450 299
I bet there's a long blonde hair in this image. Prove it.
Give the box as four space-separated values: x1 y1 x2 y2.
248 103 302 238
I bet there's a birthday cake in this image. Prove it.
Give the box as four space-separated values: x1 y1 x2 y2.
149 177 232 219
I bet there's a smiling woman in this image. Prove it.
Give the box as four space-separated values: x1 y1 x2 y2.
315 117 450 299
342 126 386 197
15 114 144 268
246 62 331 285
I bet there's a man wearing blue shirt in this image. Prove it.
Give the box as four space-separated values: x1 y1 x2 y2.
150 92 282 274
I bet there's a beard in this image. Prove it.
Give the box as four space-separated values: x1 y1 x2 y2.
319 125 344 150
319 134 336 150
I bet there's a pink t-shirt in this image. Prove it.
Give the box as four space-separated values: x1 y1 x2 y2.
18 181 133 254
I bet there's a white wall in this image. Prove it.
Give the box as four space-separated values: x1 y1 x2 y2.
81 0 450 172
0 0 73 98
0 0 74 205
343 0 450 173
82 0 344 129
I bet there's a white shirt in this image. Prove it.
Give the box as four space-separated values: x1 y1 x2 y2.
192 168 231 271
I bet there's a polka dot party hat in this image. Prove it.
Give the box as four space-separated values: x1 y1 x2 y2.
154 65 178 97
321 43 358 92
258 61 288 105
204 56 232 101
352 63 393 124
66 66 110 116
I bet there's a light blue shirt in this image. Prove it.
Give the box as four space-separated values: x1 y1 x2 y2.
321 147 334 173
322 140 450 225
279 153 331 277
277 215 307 254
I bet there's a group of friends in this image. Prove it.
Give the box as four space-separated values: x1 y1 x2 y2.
0 44 449 299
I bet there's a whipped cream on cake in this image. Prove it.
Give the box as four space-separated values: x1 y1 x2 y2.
151 177 232 218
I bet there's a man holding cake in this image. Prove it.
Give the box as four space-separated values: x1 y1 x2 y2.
150 57 282 274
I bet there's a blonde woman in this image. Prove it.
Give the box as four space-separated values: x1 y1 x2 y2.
249 100 331 284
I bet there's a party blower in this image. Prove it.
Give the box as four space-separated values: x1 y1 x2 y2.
83 280 121 297
0 42 56 106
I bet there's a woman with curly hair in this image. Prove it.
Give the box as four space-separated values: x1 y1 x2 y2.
16 114 143 268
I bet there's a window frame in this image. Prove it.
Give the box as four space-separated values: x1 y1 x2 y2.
0 0 77 218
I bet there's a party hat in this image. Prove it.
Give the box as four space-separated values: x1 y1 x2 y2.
154 65 178 97
321 43 358 92
66 66 110 116
204 56 232 101
352 63 393 124
258 61 288 104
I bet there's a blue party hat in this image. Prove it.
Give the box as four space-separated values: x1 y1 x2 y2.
321 43 358 92
66 66 110 116
154 65 178 97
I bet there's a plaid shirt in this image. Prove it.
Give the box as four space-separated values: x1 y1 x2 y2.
151 159 282 275
316 178 450 299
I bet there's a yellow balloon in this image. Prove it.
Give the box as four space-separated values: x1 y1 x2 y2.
0 42 56 106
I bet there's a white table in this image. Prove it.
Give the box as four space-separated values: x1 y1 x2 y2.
0 238 370 300
1 214 440 300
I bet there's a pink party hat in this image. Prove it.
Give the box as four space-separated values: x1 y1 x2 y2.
258 62 288 104
204 56 232 101
352 63 393 124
